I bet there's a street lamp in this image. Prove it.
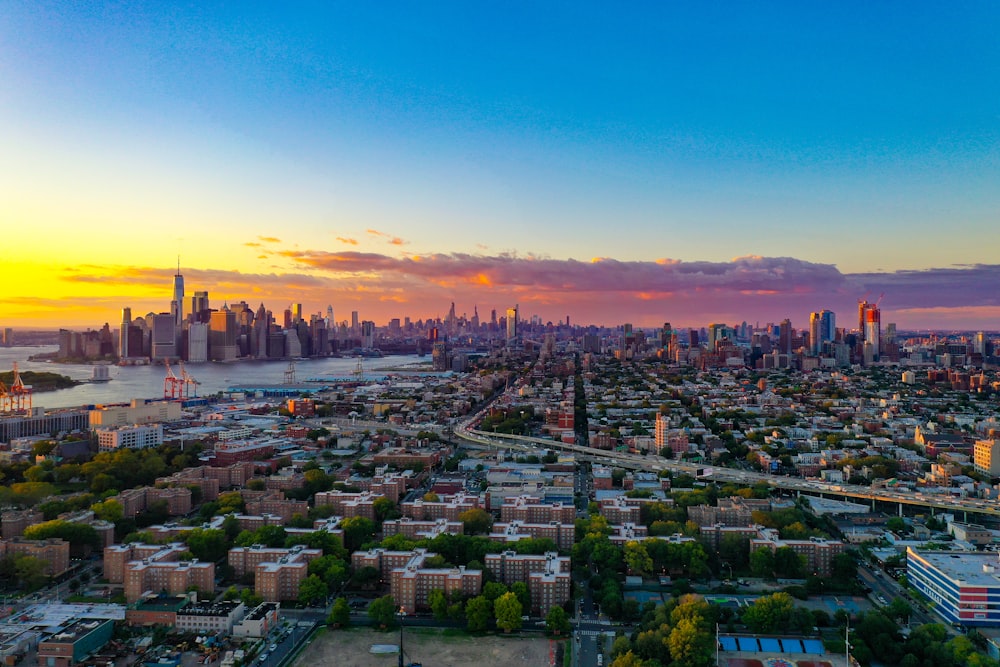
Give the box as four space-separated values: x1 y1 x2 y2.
397 607 406 667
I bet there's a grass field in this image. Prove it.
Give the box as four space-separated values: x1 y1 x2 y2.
294 626 557 667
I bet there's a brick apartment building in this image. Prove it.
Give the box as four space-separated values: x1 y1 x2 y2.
0 538 70 576
1 509 43 539
489 521 575 551
372 447 444 470
401 493 480 521
351 548 482 614
749 528 846 577
499 496 577 524
114 486 192 519
484 551 571 615
244 497 309 523
313 490 382 520
124 559 215 603
227 544 322 602
381 518 464 540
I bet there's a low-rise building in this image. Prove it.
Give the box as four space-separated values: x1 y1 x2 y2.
36 619 114 667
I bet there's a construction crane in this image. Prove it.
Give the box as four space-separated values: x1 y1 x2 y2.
163 360 184 399
0 362 32 413
178 361 200 398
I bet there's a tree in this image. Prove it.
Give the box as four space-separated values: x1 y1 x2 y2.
89 498 124 524
511 581 531 611
773 546 805 578
13 555 48 591
624 541 653 577
429 588 448 621
494 592 523 633
886 516 907 533
327 597 351 628
465 595 492 632
298 574 328 606
668 616 714 667
545 605 570 635
742 592 794 633
483 581 508 602
372 496 399 523
368 595 399 629
458 508 493 535
23 520 100 556
341 516 377 551
184 528 229 563
609 650 646 667
750 547 775 578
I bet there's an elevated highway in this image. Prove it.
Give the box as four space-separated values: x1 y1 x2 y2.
453 421 1000 522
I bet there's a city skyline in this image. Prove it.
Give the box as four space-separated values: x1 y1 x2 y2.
2 4 999 329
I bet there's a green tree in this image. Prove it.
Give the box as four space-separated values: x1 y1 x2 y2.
367 595 399 628
773 546 805 578
511 581 531 611
742 592 795 633
372 497 399 523
13 555 48 591
750 547 775 578
298 574 328 606
429 588 448 621
327 597 351 628
458 508 493 535
624 541 653 577
89 498 124 524
545 605 570 635
23 519 100 555
341 516 377 551
494 592 523 633
184 528 229 563
465 595 492 632
483 581 509 602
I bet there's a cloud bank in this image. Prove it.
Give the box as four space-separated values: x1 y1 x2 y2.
9 253 998 329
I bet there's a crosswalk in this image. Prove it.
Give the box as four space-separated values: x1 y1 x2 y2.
576 630 615 638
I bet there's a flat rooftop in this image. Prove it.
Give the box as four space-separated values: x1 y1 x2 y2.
912 549 1000 587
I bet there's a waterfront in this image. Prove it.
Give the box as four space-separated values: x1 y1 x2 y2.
0 347 429 409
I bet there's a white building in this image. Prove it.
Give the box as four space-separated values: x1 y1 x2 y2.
97 423 164 452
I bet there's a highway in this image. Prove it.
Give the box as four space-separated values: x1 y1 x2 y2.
452 417 1000 521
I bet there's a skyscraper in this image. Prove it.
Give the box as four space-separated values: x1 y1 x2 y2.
209 306 238 361
120 307 131 359
863 305 881 360
506 305 518 343
172 261 185 328
820 310 836 344
190 291 209 322
809 312 822 355
778 319 792 355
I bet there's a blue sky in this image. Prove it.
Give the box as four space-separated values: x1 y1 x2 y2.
2 2 999 328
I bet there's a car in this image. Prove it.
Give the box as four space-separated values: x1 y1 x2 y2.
269 644 277 651
258 653 268 662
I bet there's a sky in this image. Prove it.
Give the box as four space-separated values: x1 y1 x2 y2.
1 2 999 331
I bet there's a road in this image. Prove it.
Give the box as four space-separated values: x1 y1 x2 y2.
452 416 999 520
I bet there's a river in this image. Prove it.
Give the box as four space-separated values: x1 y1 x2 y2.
0 346 429 409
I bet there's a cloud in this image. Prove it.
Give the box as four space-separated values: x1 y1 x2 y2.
19 252 1000 330
283 251 847 295
848 264 1000 310
336 237 359 245
258 236 281 243
366 228 408 246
